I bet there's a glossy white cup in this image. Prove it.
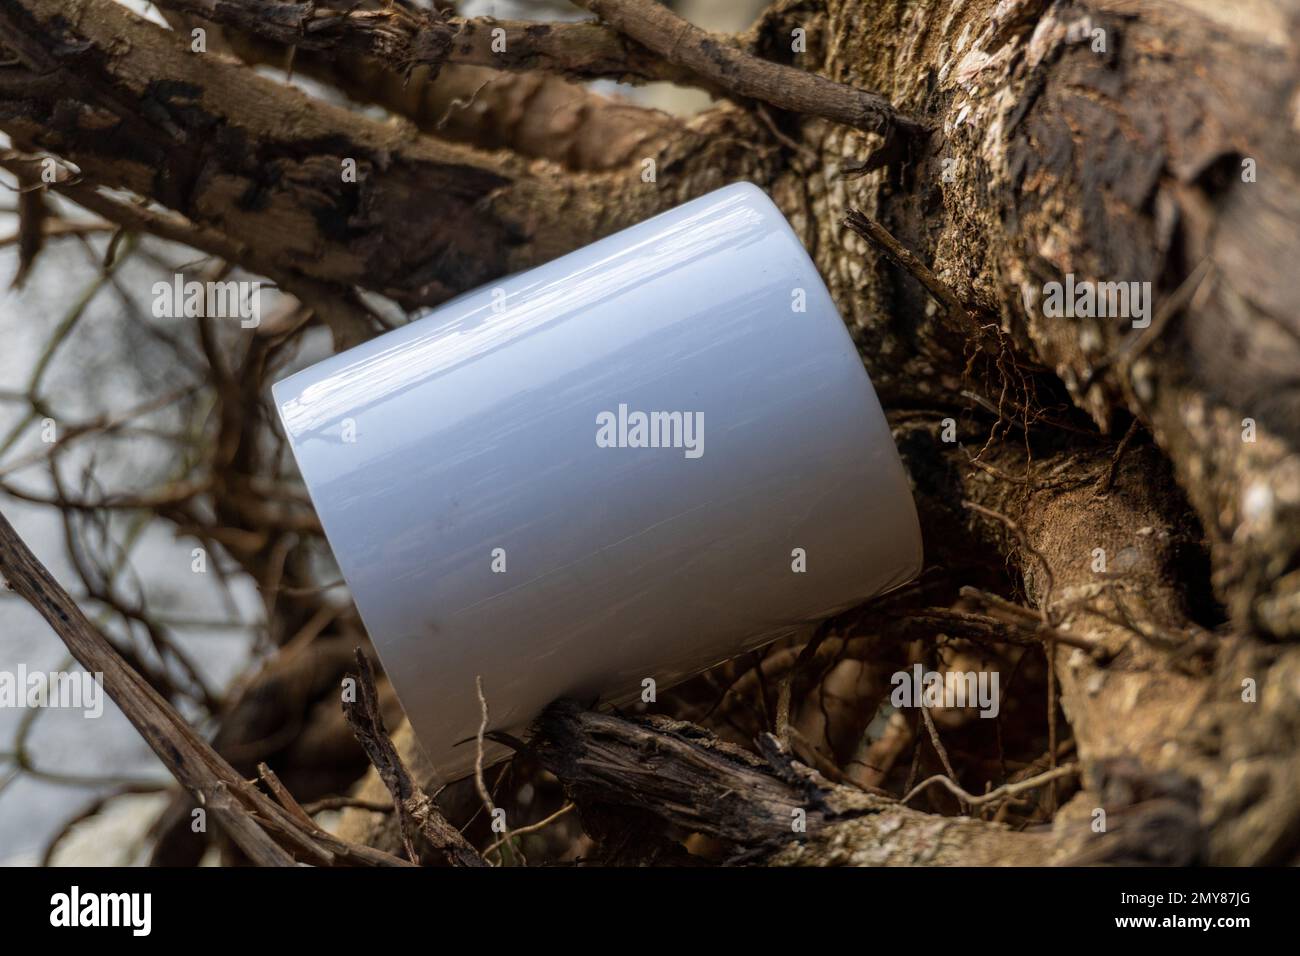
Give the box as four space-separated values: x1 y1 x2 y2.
272 183 922 782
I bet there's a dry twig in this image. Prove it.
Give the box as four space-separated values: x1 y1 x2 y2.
341 649 486 867
902 763 1078 809
0 507 411 867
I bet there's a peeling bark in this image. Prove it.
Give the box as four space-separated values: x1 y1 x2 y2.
530 701 1054 866
780 0 1300 864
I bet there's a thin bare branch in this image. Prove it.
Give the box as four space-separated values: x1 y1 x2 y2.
342 649 487 867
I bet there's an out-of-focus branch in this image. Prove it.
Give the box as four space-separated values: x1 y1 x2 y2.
0 506 412 866
573 0 926 138
0 0 781 320
151 0 924 139
156 0 460 76
0 0 520 311
0 152 378 349
156 1 693 84
152 4 694 172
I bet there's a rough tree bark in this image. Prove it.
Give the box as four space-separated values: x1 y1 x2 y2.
2 0 1297 865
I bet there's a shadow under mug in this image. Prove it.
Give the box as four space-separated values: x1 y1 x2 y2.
273 182 923 783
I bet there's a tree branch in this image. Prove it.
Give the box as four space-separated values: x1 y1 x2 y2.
0 0 780 317
0 0 518 309
528 701 1053 865
574 0 927 139
0 506 413 866
342 649 487 867
151 0 923 138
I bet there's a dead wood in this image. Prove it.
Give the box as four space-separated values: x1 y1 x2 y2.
0 507 412 866
152 0 920 138
526 701 1054 866
342 649 486 867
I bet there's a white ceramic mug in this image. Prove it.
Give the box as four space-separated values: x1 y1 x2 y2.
272 182 922 782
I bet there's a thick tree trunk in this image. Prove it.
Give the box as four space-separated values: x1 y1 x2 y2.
780 0 1300 865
